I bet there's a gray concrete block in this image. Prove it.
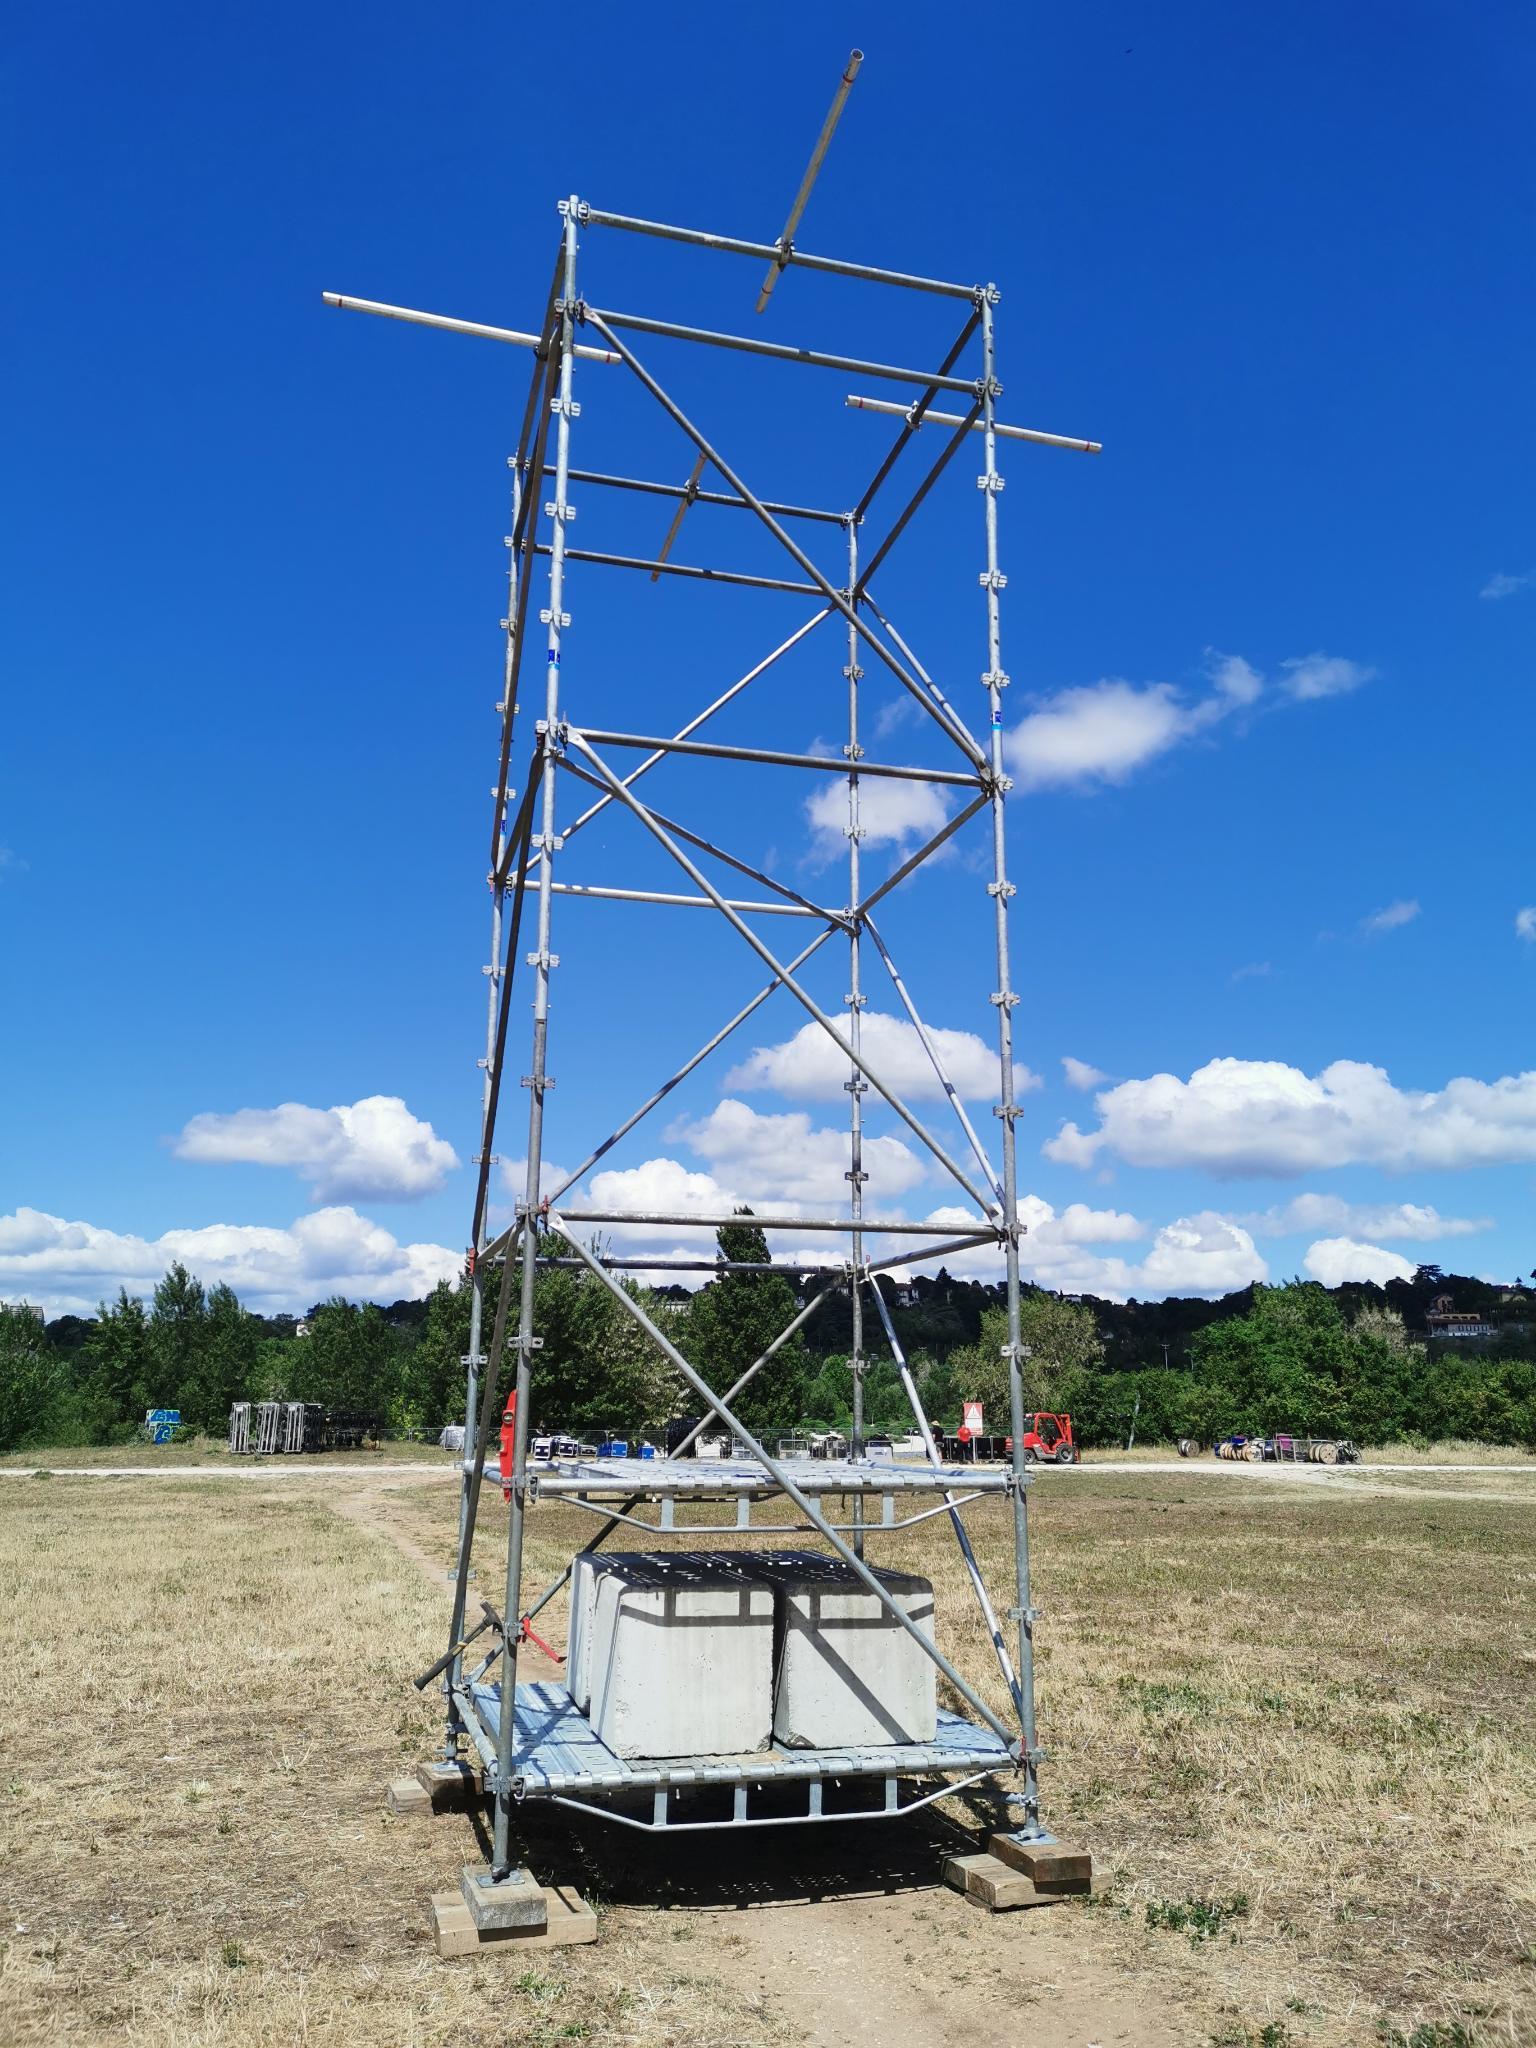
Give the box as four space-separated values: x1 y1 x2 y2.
583 1552 774 1760
459 1864 550 1932
567 1551 602 1712
752 1550 937 1747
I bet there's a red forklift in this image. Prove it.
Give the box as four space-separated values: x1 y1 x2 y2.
1015 1412 1080 1464
941 1413 1081 1464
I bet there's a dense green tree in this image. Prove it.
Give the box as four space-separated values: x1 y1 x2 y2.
0 1307 63 1453
525 1261 680 1437
84 1289 154 1431
395 1277 475 1437
1187 1283 1422 1441
188 1282 261 1432
680 1214 812 1434
290 1298 399 1414
948 1293 1105 1429
147 1263 208 1417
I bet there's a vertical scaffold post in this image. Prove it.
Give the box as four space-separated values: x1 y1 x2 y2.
491 195 581 1881
446 457 520 1756
844 514 866 1539
978 283 1042 1831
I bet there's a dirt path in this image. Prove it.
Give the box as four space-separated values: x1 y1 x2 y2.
7 1456 1532 1481
699 1887 1182 2048
326 1480 568 1682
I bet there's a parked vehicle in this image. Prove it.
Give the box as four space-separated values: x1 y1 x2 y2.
937 1414 1080 1465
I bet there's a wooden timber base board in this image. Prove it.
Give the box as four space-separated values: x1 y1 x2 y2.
942 1840 1094 1913
430 1884 597 1958
384 1760 487 1818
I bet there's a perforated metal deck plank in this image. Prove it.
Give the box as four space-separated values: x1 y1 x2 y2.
471 1680 1014 1796
522 1455 1016 1500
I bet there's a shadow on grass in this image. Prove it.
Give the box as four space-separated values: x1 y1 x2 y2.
463 1778 1020 1911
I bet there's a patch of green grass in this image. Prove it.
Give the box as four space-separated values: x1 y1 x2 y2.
1377 2027 1477 2048
1147 1893 1251 1944
1117 1675 1220 1717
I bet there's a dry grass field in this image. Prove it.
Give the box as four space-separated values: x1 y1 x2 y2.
2 1465 1532 2047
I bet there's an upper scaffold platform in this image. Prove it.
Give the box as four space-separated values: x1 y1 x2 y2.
523 1453 1017 1501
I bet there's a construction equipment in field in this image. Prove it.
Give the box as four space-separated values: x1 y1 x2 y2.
941 1413 1080 1465
228 1401 381 1454
1191 1434 1362 1465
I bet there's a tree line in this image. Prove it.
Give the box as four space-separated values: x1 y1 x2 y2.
3 1225 1534 1455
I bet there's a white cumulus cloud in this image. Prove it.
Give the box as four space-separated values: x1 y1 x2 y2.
1002 648 1371 794
725 1012 1038 1104
1302 1237 1418 1287
1235 1194 1492 1242
0 1205 461 1319
1481 569 1536 601
1516 907 1536 943
1138 1214 1268 1297
804 776 950 863
1006 679 1193 791
1061 1056 1108 1091
909 1201 1261 1301
1359 899 1419 935
174 1095 459 1202
1279 652 1375 700
1044 1056 1536 1176
577 1157 741 1263
671 1099 927 1208
1003 647 1376 790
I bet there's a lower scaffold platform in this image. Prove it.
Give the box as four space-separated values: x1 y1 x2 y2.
451 1680 1018 1830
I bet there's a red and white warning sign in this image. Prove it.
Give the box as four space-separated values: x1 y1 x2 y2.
962 1400 984 1436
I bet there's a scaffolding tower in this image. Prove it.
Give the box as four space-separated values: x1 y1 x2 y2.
327 173 1099 1889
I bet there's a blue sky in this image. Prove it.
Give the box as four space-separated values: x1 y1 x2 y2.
2 1 1532 1317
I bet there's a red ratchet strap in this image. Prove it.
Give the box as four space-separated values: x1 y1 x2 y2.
498 1395 517 1500
519 1616 565 1664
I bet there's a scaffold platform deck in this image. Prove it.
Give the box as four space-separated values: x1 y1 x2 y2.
522 1454 1017 1499
453 1680 1016 1829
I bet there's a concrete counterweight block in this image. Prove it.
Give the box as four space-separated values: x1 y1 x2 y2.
567 1551 602 1712
754 1549 937 1747
582 1552 775 1759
